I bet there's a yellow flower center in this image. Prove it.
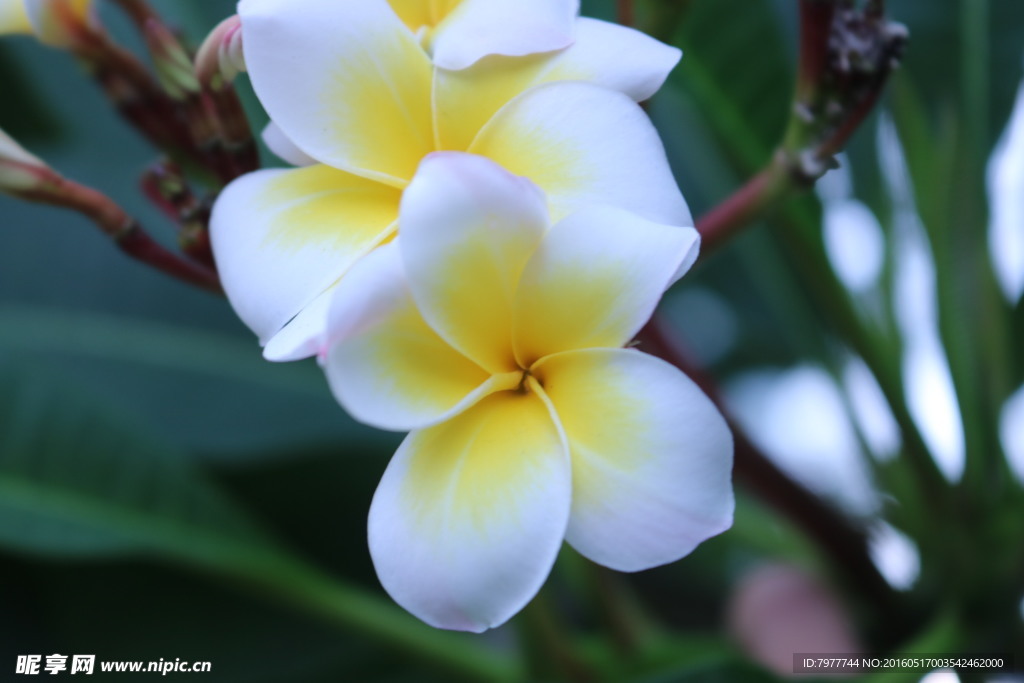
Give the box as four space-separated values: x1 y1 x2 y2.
388 0 463 37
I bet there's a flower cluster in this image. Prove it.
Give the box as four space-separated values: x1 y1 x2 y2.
1 0 736 632
211 0 736 632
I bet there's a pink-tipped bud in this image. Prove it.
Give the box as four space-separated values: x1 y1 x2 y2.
0 128 58 194
23 0 97 48
195 14 245 91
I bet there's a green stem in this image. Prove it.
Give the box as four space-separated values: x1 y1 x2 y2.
588 564 658 655
518 591 595 682
960 0 989 158
209 543 523 682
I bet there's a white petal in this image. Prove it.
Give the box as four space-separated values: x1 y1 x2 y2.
535 349 734 571
0 128 49 191
399 152 549 374
434 17 681 151
261 122 317 167
559 18 681 102
430 0 577 70
239 0 433 185
369 390 571 631
323 243 500 431
470 81 691 225
261 282 334 362
0 0 31 36
514 207 699 366
209 165 399 344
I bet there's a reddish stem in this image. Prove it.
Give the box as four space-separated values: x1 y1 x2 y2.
139 170 181 222
109 0 162 30
617 0 635 27
797 0 837 102
76 33 202 162
695 164 785 255
25 177 221 293
205 86 260 177
816 76 886 161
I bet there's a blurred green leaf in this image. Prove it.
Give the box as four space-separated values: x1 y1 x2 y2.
667 0 792 171
0 361 519 681
1014 297 1024 386
728 495 820 567
1 558 452 683
209 444 396 587
892 68 1013 494
0 359 274 558
633 655 791 683
0 305 389 458
0 46 62 142
863 613 961 683
0 305 322 396
889 0 1024 150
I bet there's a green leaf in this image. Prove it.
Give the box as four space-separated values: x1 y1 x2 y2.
0 360 273 559
1014 297 1024 386
889 0 1024 152
3 558 453 683
729 494 820 566
0 306 322 396
665 0 792 173
0 47 63 142
0 360 520 681
0 306 388 459
633 655 793 683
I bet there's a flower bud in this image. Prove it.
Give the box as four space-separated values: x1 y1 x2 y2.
0 128 57 194
195 15 245 91
143 18 200 100
22 0 96 48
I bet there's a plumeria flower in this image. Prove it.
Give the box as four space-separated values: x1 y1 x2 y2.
211 0 688 361
322 153 734 632
0 0 94 47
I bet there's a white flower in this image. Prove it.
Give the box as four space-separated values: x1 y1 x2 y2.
322 153 734 632
211 0 687 361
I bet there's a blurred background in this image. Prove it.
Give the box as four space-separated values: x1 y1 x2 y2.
0 0 1021 680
